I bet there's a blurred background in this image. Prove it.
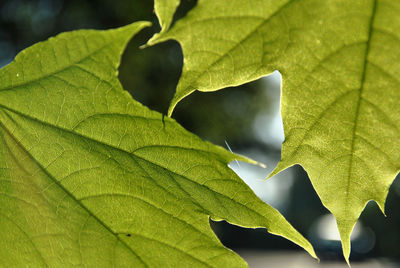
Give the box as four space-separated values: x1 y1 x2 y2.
1 0 399 267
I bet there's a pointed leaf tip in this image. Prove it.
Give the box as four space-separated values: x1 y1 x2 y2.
153 0 400 262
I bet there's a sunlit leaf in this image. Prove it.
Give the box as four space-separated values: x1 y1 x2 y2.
0 22 316 266
155 0 180 33
147 0 180 48
151 0 400 261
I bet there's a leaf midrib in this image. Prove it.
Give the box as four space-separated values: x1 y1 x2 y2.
345 0 378 211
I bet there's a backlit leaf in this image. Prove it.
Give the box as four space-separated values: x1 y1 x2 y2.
151 0 400 261
154 0 180 33
0 22 316 266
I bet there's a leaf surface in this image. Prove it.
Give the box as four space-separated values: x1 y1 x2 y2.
0 22 316 267
154 0 180 33
147 0 180 47
151 0 400 261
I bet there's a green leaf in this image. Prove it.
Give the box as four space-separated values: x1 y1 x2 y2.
155 0 180 33
151 0 400 261
0 22 316 266
147 0 180 47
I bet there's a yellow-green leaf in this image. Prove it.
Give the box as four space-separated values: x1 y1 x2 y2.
155 0 180 32
147 0 180 47
151 0 400 262
0 22 316 266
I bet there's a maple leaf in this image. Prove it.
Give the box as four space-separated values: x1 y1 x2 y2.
149 0 400 262
0 22 316 266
